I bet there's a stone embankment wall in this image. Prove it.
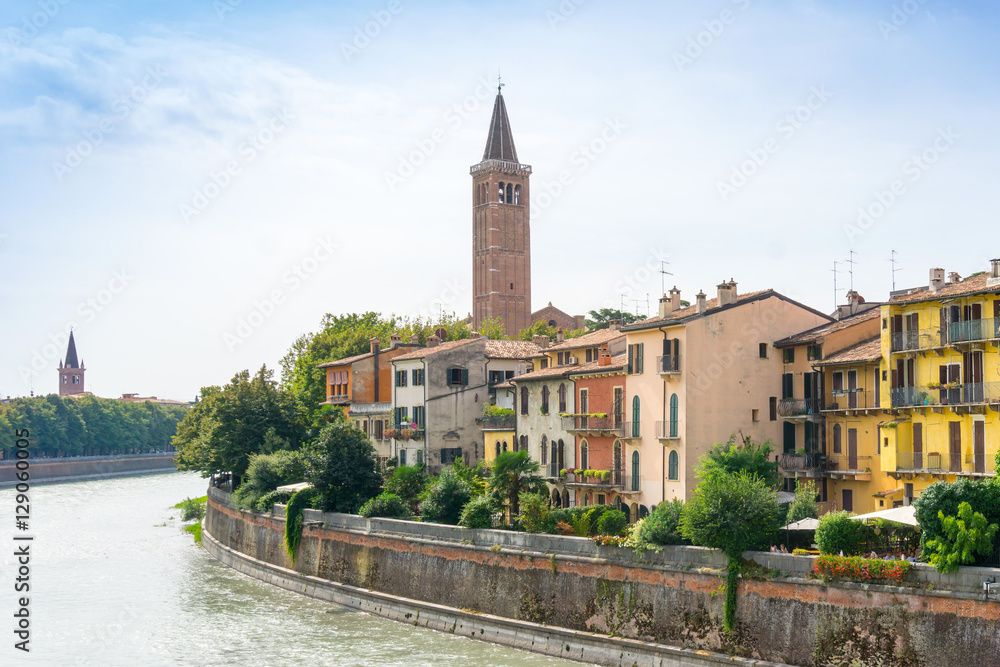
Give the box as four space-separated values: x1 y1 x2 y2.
0 453 176 486
204 488 1000 667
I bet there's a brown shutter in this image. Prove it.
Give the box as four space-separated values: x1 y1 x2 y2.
949 422 962 472
974 421 985 473
848 428 858 469
913 423 923 469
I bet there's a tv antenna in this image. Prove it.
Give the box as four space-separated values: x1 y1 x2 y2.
831 261 841 312
659 261 672 296
890 249 902 293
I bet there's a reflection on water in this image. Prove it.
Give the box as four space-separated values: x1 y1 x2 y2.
0 472 583 667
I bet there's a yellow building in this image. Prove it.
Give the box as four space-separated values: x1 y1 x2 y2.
876 265 1000 502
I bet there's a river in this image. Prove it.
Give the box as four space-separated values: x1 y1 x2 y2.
1 472 584 666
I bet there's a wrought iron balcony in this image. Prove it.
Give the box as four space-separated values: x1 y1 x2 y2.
823 389 877 412
889 318 1000 353
561 415 625 436
780 452 824 472
561 470 638 492
657 355 680 374
477 415 516 430
892 382 1000 409
824 454 872 478
777 398 820 418
655 421 680 439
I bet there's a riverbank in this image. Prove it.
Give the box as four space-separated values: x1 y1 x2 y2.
0 452 177 487
204 486 1000 666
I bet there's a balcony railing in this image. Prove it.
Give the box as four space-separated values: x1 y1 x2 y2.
477 415 516 430
890 318 1000 353
824 454 871 474
777 398 820 417
621 421 641 439
892 382 1000 409
655 421 680 439
657 355 680 374
823 389 877 411
896 450 950 472
562 471 639 492
561 416 625 436
780 452 824 471
385 427 425 441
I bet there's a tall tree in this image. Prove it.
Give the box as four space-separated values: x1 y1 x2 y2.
173 366 306 486
487 451 546 519
306 422 382 513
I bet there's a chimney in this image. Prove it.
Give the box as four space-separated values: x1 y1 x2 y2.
556 329 564 343
717 280 737 306
992 258 1000 278
410 334 420 345
532 334 549 349
609 319 621 331
389 333 402 348
427 334 441 348
929 268 945 292
598 344 611 366
696 290 707 314
948 272 962 285
670 286 681 312
370 337 380 354
658 294 672 318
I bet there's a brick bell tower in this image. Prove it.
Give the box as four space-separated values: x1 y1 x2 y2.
58 330 86 396
471 84 531 337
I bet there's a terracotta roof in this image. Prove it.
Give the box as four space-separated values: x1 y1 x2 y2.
317 350 373 369
541 328 624 353
568 354 628 376
511 364 574 382
390 338 477 362
889 272 998 305
485 340 541 359
623 289 828 332
816 337 882 366
774 308 880 347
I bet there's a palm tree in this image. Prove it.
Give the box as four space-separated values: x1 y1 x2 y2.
488 451 547 520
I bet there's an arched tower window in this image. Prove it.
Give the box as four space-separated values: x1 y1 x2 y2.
668 450 679 480
506 183 513 203
495 441 501 457
498 181 506 203
514 184 521 204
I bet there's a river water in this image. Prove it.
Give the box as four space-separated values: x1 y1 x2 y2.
1 472 583 666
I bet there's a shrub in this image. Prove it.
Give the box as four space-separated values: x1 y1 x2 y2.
384 464 428 514
419 468 473 525
252 489 293 513
634 500 687 552
914 478 1000 562
307 423 382 514
571 511 592 537
518 491 550 533
554 520 574 535
816 511 869 556
813 554 911 584
459 495 495 529
178 497 206 522
359 493 410 519
595 509 628 536
925 502 999 573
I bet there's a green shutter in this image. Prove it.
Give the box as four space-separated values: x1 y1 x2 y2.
461 368 469 385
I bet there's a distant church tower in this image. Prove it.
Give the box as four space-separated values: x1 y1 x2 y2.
472 85 531 337
58 331 86 396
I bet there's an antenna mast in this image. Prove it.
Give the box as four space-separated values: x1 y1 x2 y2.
890 249 901 293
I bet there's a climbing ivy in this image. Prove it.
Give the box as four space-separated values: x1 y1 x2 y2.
284 488 317 561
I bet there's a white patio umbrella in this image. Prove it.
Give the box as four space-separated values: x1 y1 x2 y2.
848 505 919 527
781 517 820 531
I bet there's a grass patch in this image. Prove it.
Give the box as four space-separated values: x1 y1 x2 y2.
184 522 202 544
173 495 207 509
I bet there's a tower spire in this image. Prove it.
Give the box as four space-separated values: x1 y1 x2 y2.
482 84 518 163
64 330 80 369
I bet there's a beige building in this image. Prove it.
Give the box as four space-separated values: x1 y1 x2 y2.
621 282 831 508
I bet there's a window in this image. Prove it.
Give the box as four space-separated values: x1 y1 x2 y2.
447 367 469 386
669 394 679 437
597 494 606 506
520 386 528 415
579 440 588 469
399 450 406 465
628 343 644 374
440 448 463 465
579 388 588 414
752 409 759 423
783 348 795 364
411 368 424 386
413 406 425 428
783 421 796 453
539 358 548 369
631 451 640 491
73 375 80 384
498 181 505 203
62 376 67 384
495 442 501 457
394 406 409 425
396 370 407 387
631 396 640 437
558 384 567 412
541 385 550 413
416 450 424 466
506 183 513 203
513 184 520 204
769 397 777 421
781 373 794 399
759 343 768 359
502 440 508 452
842 489 853 512
807 345 821 361
541 435 548 465
585 348 593 363
668 450 679 480
518 435 527 452
832 423 842 454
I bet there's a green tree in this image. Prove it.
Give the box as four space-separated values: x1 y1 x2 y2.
173 366 306 487
634 500 688 552
517 491 550 533
419 468 473 525
926 502 999 573
697 434 782 489
480 316 509 340
815 511 868 556
384 464 428 514
232 450 309 508
681 470 781 632
786 480 819 524
584 308 640 331
487 451 547 521
306 422 382 513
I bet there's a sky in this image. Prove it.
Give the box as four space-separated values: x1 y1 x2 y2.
1 0 999 402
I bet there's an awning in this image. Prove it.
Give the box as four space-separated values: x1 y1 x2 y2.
849 505 919 527
781 517 820 531
275 482 312 494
